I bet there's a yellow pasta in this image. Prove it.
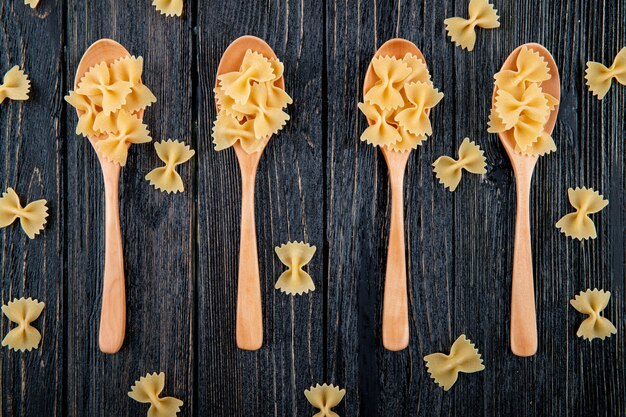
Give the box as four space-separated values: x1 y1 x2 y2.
433 138 486 192
401 53 432 85
231 82 290 139
0 66 31 104
390 125 427 152
152 0 183 17
444 0 500 51
95 109 151 166
0 188 48 239
357 102 401 147
128 372 183 417
304 383 346 417
585 47 626 100
146 140 195 194
24 0 40 8
76 62 133 115
212 113 265 154
515 131 556 157
363 56 412 110
494 83 549 130
1 297 45 352
393 81 444 136
424 334 485 391
109 56 157 113
494 46 551 93
65 91 102 137
275 242 316 295
555 187 608 240
570 289 616 341
217 50 276 104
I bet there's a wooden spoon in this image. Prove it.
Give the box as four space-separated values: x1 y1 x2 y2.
215 36 284 351
493 43 560 356
75 39 143 354
363 38 429 351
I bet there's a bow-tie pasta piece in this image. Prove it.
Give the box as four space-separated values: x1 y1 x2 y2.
231 82 290 139
152 0 183 16
556 187 608 240
2 297 45 351
433 138 486 192
0 66 31 104
424 334 485 391
109 56 157 113
76 62 133 115
129 372 183 417
212 113 265 153
95 109 151 166
24 0 40 8
402 53 432 85
0 188 48 239
275 242 316 295
390 125 427 152
146 140 195 194
515 131 556 157
494 46 551 93
304 383 346 417
585 47 626 100
444 0 500 51
265 58 293 109
214 84 246 121
364 56 412 110
357 102 401 147
217 49 276 104
494 83 550 130
570 289 616 341
394 81 444 137
65 91 101 137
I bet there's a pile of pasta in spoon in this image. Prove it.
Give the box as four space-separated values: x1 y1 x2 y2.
358 53 444 152
65 56 156 166
488 46 560 156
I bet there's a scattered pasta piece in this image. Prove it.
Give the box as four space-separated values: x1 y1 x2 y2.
570 289 616 341
304 383 345 417
363 56 412 110
0 188 48 239
152 0 183 17
146 140 195 194
0 66 31 104
556 187 608 240
433 138 486 191
1 297 45 352
24 0 40 8
585 47 626 100
424 334 485 391
444 0 500 52
128 372 183 417
274 242 316 295
95 110 151 166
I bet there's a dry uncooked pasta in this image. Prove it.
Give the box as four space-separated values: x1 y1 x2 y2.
0 66 31 104
555 187 608 240
274 241 316 295
424 334 485 391
1 297 45 352
24 0 40 8
128 372 183 417
0 188 48 239
585 47 626 100
152 0 183 17
570 289 616 341
94 109 151 166
444 0 500 51
304 383 346 417
109 56 157 113
146 140 195 194
433 138 486 191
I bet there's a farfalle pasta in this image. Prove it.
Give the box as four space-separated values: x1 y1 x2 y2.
0 66 31 104
2 297 45 352
146 140 195 194
444 0 500 51
275 242 316 295
94 109 151 166
128 372 183 417
585 47 626 100
555 187 608 240
24 0 40 7
364 56 412 110
433 138 487 191
304 383 346 417
152 0 183 17
424 334 485 391
570 289 616 341
0 188 48 239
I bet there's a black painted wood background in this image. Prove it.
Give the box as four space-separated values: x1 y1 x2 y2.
0 0 624 416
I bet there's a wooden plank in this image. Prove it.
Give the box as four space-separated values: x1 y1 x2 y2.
196 1 325 415
64 2 194 416
0 1 64 417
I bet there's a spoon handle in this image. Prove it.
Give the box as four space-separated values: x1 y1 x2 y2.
99 170 126 354
510 173 537 356
236 169 263 350
382 173 409 351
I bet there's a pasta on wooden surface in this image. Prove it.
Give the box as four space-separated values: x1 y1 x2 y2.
212 113 265 153
393 81 444 136
217 49 276 104
424 334 485 391
65 91 101 137
0 188 48 239
1 297 45 352
76 61 133 115
275 242 316 295
152 0 183 17
357 102 401 147
24 0 40 8
363 56 412 110
304 383 346 417
585 47 626 100
494 46 551 93
128 372 183 417
231 82 290 139
146 140 195 194
109 56 157 113
444 0 500 51
0 66 31 104
570 289 616 341
433 138 486 192
95 109 151 166
555 187 608 240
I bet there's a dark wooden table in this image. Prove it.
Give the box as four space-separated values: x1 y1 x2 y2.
1 0 624 416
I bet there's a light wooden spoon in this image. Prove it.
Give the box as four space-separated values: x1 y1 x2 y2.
363 39 429 351
493 43 560 357
75 39 143 354
215 36 284 351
